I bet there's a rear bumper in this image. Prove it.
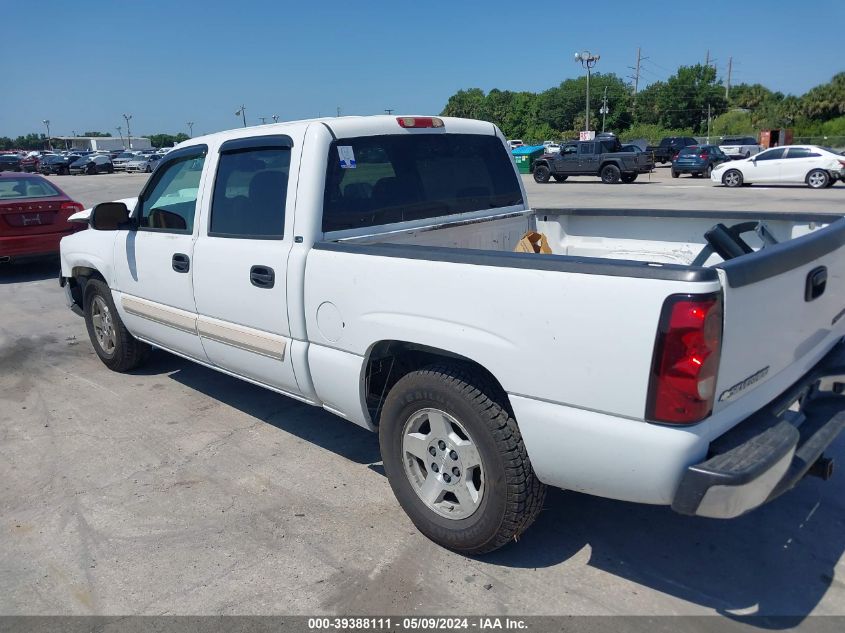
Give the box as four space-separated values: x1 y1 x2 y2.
0 230 77 258
673 163 708 173
672 340 845 518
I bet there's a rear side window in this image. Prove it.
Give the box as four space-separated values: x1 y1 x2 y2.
322 134 523 232
210 146 290 238
785 148 813 159
579 143 595 154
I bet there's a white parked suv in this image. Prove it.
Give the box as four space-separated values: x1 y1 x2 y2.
718 136 762 160
712 145 845 188
60 115 845 553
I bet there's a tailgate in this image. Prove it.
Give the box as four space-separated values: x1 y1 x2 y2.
713 218 845 413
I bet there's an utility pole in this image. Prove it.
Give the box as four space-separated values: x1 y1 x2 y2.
186 121 194 137
574 50 600 132
384 108 394 115
258 116 267 125
235 105 246 127
600 86 609 133
123 113 132 149
705 49 710 68
725 57 733 100
336 106 341 117
628 47 644 116
707 103 712 144
116 126 124 148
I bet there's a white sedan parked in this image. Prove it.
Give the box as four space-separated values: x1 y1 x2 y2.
712 145 845 188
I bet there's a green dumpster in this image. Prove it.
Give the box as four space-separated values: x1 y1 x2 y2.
512 144 546 174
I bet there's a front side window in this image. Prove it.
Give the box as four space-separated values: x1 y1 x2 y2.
755 148 786 161
322 133 523 232
210 147 290 238
137 149 206 233
561 144 577 155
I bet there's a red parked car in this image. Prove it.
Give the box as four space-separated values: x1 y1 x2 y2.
0 172 85 262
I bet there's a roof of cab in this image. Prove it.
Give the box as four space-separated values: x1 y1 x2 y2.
179 115 499 150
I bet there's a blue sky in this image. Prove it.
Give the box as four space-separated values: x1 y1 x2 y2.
2 0 843 137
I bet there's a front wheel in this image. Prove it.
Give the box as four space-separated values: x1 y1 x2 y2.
600 164 621 184
84 279 151 372
533 164 551 183
722 169 743 187
379 365 546 554
807 169 830 189
552 174 568 182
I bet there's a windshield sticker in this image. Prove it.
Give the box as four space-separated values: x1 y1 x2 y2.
338 146 356 169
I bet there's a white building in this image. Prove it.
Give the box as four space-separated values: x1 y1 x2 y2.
55 136 152 151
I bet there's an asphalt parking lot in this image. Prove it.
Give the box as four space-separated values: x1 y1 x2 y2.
1 167 844 619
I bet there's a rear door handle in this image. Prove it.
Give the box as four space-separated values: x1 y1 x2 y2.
172 253 190 273
250 265 275 289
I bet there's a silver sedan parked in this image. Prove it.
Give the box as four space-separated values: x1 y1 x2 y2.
124 154 162 173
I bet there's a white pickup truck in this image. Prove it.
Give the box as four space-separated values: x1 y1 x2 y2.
60 115 845 554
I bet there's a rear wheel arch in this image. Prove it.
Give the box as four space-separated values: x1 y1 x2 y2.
362 340 512 427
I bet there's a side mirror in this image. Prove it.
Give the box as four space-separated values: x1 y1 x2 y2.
90 201 131 230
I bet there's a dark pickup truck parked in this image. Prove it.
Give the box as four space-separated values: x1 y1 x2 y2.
647 136 698 164
532 136 647 184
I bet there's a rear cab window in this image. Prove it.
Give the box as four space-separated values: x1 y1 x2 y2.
322 133 523 233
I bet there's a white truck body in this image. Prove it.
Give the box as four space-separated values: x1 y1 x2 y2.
60 115 845 551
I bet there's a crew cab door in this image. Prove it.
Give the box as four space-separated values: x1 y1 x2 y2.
556 144 579 174
191 135 301 396
578 142 599 172
111 145 208 361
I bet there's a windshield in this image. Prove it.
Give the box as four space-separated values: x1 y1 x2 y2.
0 177 60 199
323 133 523 232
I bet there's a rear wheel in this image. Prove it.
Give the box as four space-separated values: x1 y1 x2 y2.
704 165 712 178
671 170 679 178
379 365 545 554
600 164 621 184
552 174 568 183
807 169 829 189
107 165 115 174
722 169 743 187
86 164 96 175
83 279 150 372
533 164 551 183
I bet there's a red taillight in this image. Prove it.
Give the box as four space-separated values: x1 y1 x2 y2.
396 116 445 129
672 153 679 161
61 201 84 214
699 153 709 160
646 293 723 424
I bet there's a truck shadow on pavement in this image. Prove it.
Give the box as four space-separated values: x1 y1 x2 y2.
139 349 382 466
139 349 842 627
485 464 845 628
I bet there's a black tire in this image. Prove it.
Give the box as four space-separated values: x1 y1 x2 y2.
87 164 96 175
108 165 115 174
806 169 829 189
552 174 568 183
146 165 152 173
671 170 679 178
704 165 712 178
621 173 637 183
722 169 743 187
600 164 621 184
379 364 546 554
83 278 151 372
533 164 551 183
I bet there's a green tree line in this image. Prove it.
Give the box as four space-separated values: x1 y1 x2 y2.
0 131 190 151
441 66 845 143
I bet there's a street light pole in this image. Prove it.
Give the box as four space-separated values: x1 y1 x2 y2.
123 114 133 149
116 126 124 148
235 106 246 127
272 115 279 123
42 119 51 149
600 86 609 133
574 51 600 132
187 121 194 137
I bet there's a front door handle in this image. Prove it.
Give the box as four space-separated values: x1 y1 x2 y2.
250 265 275 289
172 253 190 273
